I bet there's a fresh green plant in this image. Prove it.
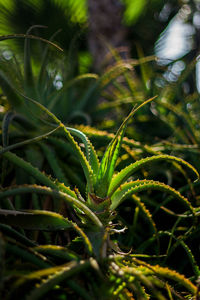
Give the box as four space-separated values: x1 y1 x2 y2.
0 27 98 124
0 94 199 299
0 31 160 205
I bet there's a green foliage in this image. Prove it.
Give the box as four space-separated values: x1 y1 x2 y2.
0 7 200 295
0 85 199 299
123 0 147 25
0 209 72 230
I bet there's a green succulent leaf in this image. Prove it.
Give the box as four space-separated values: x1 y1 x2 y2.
0 184 103 228
13 91 95 192
0 209 72 230
110 180 195 215
17 260 91 300
70 220 93 255
108 154 199 197
1 148 77 198
67 127 99 178
134 259 197 295
131 194 157 233
34 245 78 262
95 97 156 198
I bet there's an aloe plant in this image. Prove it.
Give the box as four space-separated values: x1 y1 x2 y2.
0 93 199 299
0 32 167 215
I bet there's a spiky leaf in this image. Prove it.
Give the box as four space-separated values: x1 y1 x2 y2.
95 97 156 197
0 184 103 228
110 179 195 215
0 209 72 230
108 154 199 197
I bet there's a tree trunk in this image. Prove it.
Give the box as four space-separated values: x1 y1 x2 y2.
87 0 130 71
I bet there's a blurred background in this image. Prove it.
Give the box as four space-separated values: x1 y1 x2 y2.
0 0 200 139
0 0 199 77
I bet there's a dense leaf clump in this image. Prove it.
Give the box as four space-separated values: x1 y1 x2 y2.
0 32 200 299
